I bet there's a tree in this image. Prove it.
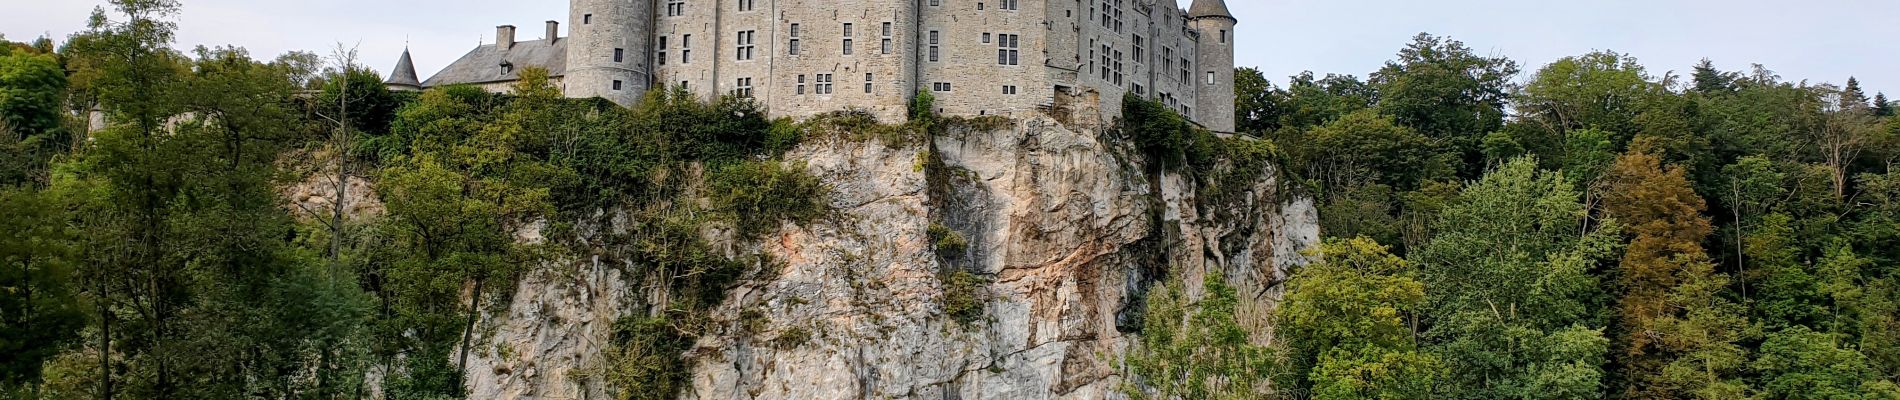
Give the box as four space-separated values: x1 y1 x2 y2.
1234 67 1287 135
1690 59 1737 95
1515 51 1661 148
1840 77 1869 112
0 43 72 185
1599 149 1751 399
1414 157 1620 399
1302 109 1454 190
1752 326 1900 399
1874 93 1893 117
1277 238 1440 398
1370 33 1520 177
1121 275 1276 400
0 188 85 396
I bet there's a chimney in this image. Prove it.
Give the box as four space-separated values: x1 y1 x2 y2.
546 21 560 43
497 25 517 49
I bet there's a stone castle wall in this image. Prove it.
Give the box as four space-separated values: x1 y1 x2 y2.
561 0 1232 127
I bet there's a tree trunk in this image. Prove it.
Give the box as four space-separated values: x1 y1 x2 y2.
454 278 484 394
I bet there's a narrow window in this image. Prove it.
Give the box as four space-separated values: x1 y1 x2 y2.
682 34 692 63
789 23 801 55
613 80 623 90
614 48 624 63
584 14 593 24
842 23 854 55
1220 29 1228 44
797 74 806 95
864 73 874 93
928 31 940 62
882 22 893 54
1207 71 1215 85
983 33 991 44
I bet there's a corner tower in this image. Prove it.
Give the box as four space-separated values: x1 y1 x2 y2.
1189 0 1236 132
566 0 653 106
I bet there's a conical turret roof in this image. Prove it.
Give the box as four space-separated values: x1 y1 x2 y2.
385 49 422 88
1188 0 1234 20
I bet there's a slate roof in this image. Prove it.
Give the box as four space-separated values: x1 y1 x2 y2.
421 38 566 88
385 49 422 88
1188 0 1234 19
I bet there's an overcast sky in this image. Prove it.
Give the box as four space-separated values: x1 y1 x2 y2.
6 0 1898 94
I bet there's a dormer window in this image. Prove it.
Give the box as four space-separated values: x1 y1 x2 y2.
500 61 514 75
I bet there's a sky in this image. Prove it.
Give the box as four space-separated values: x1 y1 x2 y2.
6 0 1899 94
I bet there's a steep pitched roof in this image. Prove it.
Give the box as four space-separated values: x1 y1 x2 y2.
421 38 566 88
1188 0 1234 20
384 48 422 88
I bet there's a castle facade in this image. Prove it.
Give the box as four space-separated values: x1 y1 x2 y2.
387 0 1238 131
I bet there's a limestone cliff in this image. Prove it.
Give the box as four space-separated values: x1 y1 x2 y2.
461 116 1319 399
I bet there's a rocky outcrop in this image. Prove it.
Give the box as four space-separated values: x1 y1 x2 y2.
463 116 1318 399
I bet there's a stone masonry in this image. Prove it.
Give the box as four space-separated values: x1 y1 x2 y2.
392 0 1238 131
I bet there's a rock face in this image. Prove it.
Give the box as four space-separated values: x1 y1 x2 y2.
463 116 1319 399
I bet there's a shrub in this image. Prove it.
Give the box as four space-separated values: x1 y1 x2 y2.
599 317 693 400
940 270 987 326
708 160 831 239
928 223 968 260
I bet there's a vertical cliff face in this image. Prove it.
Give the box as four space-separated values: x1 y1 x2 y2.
462 116 1319 399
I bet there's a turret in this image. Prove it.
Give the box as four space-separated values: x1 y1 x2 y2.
1189 0 1236 132
566 0 653 106
384 48 422 92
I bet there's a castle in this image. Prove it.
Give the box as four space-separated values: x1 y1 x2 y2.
384 0 1237 132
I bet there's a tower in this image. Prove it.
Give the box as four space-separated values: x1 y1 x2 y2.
1189 0 1236 132
384 48 422 92
566 0 653 106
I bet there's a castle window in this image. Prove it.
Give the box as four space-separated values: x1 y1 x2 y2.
1207 71 1215 85
996 34 1019 65
659 37 668 65
928 31 940 62
1131 35 1143 64
1099 45 1110 80
1163 47 1173 73
978 2 985 10
842 23 854 56
1133 83 1144 95
1002 0 1018 11
864 73 873 93
736 77 753 98
614 48 624 63
797 74 806 95
613 80 623 90
930 0 940 6
1002 85 1017 95
789 23 801 55
882 22 893 54
1180 58 1189 82
983 33 991 44
682 34 692 63
667 0 686 16
584 14 593 24
738 0 755 12
736 30 756 60
816 74 833 94
681 80 689 90
933 82 952 92
1220 30 1228 44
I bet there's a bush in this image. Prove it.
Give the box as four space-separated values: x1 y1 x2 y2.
1122 94 1197 169
709 160 831 239
928 223 968 260
940 270 988 326
599 317 693 400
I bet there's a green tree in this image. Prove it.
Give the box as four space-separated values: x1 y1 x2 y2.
1691 59 1738 95
1414 157 1620 399
1515 51 1661 149
1370 33 1519 176
1277 238 1440 398
0 188 86 397
1302 109 1453 190
1121 275 1276 400
1752 326 1900 399
1235 67 1288 135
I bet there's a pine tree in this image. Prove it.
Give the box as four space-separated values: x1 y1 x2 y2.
1691 59 1735 94
1874 92 1893 116
1842 77 1869 111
